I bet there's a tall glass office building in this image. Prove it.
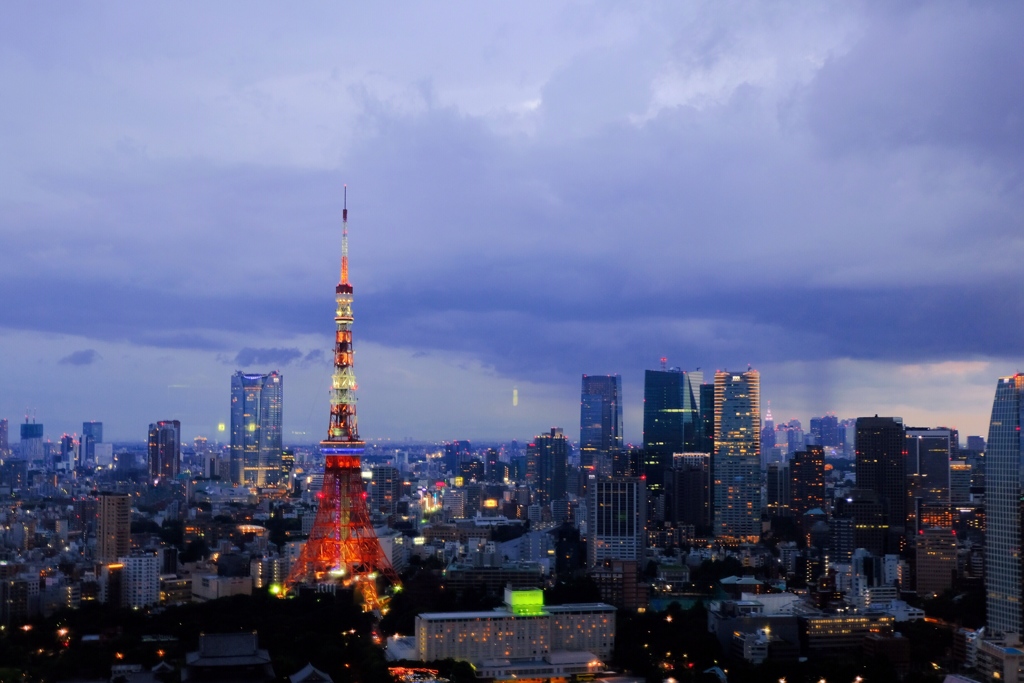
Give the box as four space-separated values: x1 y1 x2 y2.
643 368 703 493
230 371 283 487
82 421 103 465
985 374 1024 636
580 374 623 472
713 369 761 542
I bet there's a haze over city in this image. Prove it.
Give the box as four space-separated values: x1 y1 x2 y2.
2 3 1022 442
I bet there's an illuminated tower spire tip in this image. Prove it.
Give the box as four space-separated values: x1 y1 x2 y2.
341 184 349 286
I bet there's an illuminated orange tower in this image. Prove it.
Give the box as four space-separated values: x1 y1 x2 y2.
284 187 400 612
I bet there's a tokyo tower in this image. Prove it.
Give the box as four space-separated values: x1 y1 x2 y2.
283 187 401 612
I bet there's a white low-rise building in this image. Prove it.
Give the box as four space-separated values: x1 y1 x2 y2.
412 588 615 665
191 575 252 602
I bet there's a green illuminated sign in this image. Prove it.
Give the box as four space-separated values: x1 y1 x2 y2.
508 589 544 616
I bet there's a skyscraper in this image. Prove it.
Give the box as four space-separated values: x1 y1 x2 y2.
19 420 44 465
643 368 703 492
59 434 78 471
97 492 131 563
82 421 103 466
369 465 401 517
666 453 711 534
790 446 825 521
230 371 284 486
760 405 776 466
580 374 623 473
587 475 645 568
985 374 1024 636
809 415 840 447
712 369 761 542
444 440 472 475
0 418 9 456
906 428 953 535
527 428 568 504
148 420 181 480
765 460 790 517
855 416 906 550
699 383 716 453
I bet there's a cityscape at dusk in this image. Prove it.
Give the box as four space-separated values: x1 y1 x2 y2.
1 3 1023 683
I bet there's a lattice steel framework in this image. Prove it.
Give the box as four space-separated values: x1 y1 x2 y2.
284 188 400 612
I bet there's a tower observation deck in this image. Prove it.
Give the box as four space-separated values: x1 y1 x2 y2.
283 187 401 613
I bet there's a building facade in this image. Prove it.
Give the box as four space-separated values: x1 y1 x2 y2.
148 420 181 480
587 476 645 567
855 416 907 551
667 453 712 533
120 552 160 609
19 421 44 466
82 421 103 466
643 369 704 494
230 371 283 486
790 446 825 520
527 428 568 504
415 588 615 663
369 465 401 517
713 370 761 542
906 428 953 535
97 493 131 564
985 374 1024 636
580 374 623 473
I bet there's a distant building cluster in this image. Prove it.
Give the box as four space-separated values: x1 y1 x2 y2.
0 343 1018 681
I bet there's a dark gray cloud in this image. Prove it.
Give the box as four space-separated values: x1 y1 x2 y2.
1 3 1021 438
233 347 303 367
805 3 1024 159
302 349 326 364
58 349 100 366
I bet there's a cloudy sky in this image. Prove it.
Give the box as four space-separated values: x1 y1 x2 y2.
2 2 1021 444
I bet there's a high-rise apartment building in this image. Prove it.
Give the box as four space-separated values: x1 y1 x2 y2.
985 374 1024 636
580 374 623 473
0 418 9 456
148 420 181 480
230 371 283 486
527 428 568 504
82 421 103 465
120 552 160 609
643 368 703 492
97 493 131 563
712 370 761 542
855 417 906 550
587 476 645 568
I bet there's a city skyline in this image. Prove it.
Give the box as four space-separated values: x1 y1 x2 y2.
1 4 1021 442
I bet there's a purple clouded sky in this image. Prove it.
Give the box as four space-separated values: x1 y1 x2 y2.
1 3 1021 443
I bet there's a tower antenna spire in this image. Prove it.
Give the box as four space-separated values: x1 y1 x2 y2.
341 184 349 285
